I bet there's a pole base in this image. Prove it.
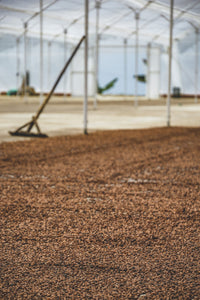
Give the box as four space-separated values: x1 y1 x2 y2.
84 129 88 135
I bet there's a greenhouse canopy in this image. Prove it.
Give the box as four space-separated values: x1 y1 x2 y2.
0 0 199 101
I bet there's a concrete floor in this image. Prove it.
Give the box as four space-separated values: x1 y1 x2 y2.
0 95 200 143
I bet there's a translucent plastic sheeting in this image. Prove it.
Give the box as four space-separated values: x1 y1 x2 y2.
0 0 200 45
0 0 200 96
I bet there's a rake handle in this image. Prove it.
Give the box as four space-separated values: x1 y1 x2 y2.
34 35 85 121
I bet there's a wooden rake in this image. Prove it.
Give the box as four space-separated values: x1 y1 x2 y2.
9 35 85 138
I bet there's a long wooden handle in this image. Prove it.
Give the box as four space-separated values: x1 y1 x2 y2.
34 35 86 121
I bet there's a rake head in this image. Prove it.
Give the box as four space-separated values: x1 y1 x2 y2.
9 131 48 138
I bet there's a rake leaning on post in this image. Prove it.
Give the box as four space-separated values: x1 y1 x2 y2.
9 35 86 138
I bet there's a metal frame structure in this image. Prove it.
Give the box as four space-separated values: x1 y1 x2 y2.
0 0 199 136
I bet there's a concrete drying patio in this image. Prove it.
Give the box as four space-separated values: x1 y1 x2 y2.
0 95 200 142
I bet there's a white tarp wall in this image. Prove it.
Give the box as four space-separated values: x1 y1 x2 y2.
0 46 17 92
0 34 199 98
146 46 161 99
160 34 200 97
71 47 95 97
0 36 71 94
0 0 200 100
178 30 200 96
0 35 95 96
171 40 182 91
160 41 182 96
99 44 147 95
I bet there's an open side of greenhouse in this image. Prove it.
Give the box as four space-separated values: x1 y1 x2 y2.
0 0 200 138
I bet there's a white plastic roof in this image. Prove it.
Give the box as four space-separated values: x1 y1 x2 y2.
0 0 200 49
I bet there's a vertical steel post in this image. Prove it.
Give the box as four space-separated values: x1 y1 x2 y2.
134 12 139 107
94 0 100 109
48 41 51 88
24 22 27 102
70 45 73 96
158 46 161 100
124 38 128 95
195 28 199 103
63 28 67 100
16 37 20 94
167 0 174 127
40 0 43 104
84 0 89 134
147 43 151 100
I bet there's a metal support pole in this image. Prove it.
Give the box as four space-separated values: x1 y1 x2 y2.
195 28 199 103
167 0 174 127
63 28 67 99
16 37 20 94
94 0 100 109
48 41 51 88
134 12 139 107
124 38 128 95
147 43 151 100
40 0 43 104
24 22 27 102
158 46 161 100
70 45 73 96
84 0 89 134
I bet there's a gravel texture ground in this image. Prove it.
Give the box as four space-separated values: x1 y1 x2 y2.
0 127 200 299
